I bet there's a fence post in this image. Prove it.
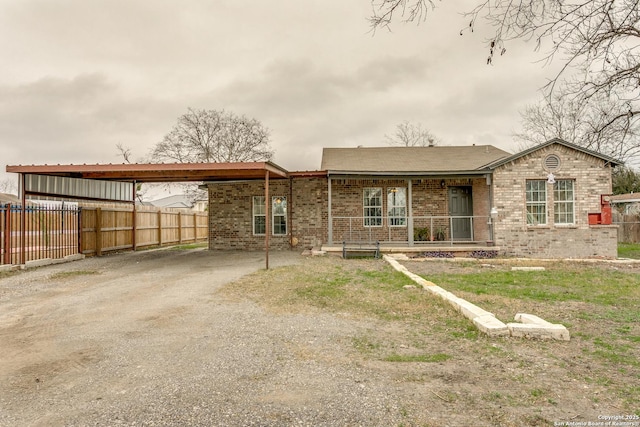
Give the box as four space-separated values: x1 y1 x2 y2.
132 203 137 251
77 207 83 255
3 204 10 265
157 210 162 246
193 213 197 242
95 207 102 257
178 211 182 244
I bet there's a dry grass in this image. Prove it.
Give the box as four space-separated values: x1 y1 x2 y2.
216 255 640 423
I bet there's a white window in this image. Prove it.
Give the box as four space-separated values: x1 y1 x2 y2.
387 187 407 227
554 180 574 224
363 188 382 227
253 196 266 235
526 180 547 225
272 196 287 235
253 196 287 236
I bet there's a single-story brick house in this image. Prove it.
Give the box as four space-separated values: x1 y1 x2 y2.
207 138 621 258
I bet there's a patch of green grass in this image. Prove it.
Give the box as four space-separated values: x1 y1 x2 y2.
618 242 640 259
352 335 381 354
530 388 545 398
50 270 100 279
171 242 208 250
425 267 640 307
383 353 451 363
592 337 637 366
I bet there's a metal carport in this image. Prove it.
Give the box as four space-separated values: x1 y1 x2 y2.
6 161 290 269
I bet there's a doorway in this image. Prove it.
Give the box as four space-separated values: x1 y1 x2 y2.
449 186 473 240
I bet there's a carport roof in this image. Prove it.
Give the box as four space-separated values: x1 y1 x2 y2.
6 161 290 183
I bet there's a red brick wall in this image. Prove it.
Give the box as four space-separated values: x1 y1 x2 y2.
207 177 327 250
329 177 491 243
207 176 494 249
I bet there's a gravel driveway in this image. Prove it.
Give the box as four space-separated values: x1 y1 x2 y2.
0 249 410 427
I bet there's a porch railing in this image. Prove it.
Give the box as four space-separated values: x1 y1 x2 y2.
331 215 493 245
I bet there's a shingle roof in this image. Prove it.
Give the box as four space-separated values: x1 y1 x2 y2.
321 145 511 175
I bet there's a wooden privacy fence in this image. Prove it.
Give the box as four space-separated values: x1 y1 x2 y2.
1 203 208 265
1 203 81 265
80 205 209 256
613 212 640 243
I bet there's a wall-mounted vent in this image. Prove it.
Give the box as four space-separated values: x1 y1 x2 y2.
544 154 561 171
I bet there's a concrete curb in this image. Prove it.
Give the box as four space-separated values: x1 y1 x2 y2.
0 264 18 273
7 254 86 270
383 254 570 340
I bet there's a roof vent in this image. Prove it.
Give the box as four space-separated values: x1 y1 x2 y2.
543 154 561 171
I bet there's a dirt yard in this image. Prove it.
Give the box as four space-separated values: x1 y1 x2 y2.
0 249 638 426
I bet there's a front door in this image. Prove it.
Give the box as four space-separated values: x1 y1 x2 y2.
449 186 473 240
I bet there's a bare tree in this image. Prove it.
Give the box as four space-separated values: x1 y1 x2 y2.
0 178 17 195
386 121 439 146
151 108 273 164
370 0 640 160
515 93 640 162
116 143 133 164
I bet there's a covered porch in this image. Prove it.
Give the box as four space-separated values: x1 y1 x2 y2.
320 145 509 256
324 175 498 252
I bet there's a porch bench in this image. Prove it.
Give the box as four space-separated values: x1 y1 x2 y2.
342 240 380 259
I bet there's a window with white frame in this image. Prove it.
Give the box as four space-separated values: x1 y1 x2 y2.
253 196 287 235
554 180 574 224
526 180 547 225
363 188 382 227
272 196 287 235
253 196 266 235
387 187 407 226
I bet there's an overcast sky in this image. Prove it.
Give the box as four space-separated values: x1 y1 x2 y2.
0 0 559 192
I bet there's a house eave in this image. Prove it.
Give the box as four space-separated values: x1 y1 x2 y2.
327 170 491 180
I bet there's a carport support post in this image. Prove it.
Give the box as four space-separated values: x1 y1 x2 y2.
20 173 26 265
132 181 137 251
265 170 270 270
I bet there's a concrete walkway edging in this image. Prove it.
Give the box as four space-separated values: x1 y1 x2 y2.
383 255 570 341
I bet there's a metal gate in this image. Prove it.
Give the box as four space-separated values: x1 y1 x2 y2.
1 203 80 266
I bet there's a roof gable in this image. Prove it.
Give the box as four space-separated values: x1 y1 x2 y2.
321 145 511 175
485 138 623 169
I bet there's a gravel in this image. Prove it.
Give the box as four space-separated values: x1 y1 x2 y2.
0 249 419 427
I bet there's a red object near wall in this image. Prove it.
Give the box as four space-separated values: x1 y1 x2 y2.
589 195 612 225
600 194 612 225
